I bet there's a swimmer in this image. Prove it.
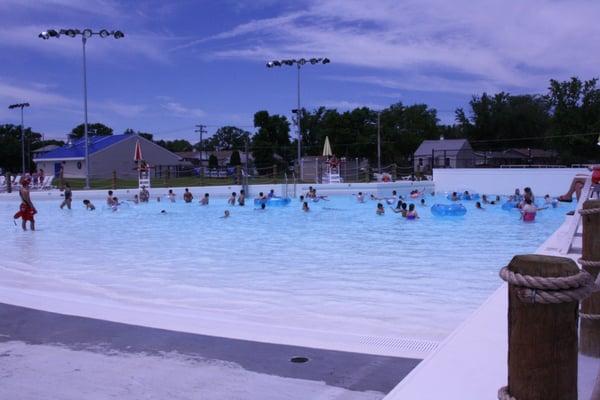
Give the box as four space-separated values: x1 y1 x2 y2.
228 192 236 205
376 202 385 215
60 182 72 210
299 195 305 202
406 203 419 219
463 190 471 201
200 193 209 205
167 189 176 203
482 194 490 204
160 209 167 214
420 198 426 207
221 210 230 218
132 194 139 204
256 192 267 201
302 201 310 212
238 190 245 206
475 201 484 210
450 192 459 201
356 192 365 203
544 194 558 208
83 199 95 210
156 196 161 202
183 188 193 203
268 189 278 198
386 190 398 205
139 186 150 203
112 197 120 211
255 203 266 211
390 200 403 213
107 190 115 206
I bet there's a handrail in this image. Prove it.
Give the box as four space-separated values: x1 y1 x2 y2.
559 175 593 255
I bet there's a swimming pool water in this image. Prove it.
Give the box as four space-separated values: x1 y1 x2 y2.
0 193 569 342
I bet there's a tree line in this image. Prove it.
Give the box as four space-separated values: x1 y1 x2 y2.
1 76 598 173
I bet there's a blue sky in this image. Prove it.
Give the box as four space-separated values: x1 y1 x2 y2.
1 0 598 142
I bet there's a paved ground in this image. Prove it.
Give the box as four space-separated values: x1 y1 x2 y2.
0 303 420 399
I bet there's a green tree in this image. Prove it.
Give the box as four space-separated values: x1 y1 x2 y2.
155 139 193 152
70 123 113 139
205 126 250 151
547 77 600 162
208 154 219 169
456 93 551 150
0 124 43 173
252 111 291 172
230 150 242 166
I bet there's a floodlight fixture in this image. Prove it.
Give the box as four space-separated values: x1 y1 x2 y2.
99 29 110 38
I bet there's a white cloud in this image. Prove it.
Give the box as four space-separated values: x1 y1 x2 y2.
192 0 600 94
161 102 205 118
0 80 76 108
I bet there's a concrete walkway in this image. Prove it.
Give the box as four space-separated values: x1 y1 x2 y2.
0 303 419 398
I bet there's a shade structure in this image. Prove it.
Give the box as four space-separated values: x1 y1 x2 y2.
134 140 143 161
322 136 332 157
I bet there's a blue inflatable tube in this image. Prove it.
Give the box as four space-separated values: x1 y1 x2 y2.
431 203 467 216
446 193 480 201
502 201 519 210
253 197 291 206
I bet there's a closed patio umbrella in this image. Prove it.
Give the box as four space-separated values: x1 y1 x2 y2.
322 136 332 157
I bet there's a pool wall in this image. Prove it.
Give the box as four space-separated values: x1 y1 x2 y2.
0 181 434 202
433 168 588 196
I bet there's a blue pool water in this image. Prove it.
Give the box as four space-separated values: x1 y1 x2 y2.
0 193 570 341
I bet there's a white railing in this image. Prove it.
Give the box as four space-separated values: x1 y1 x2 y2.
559 175 593 255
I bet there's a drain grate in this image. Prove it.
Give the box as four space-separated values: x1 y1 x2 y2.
290 356 310 364
359 336 439 355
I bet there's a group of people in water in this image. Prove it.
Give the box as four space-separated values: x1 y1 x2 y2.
14 175 585 230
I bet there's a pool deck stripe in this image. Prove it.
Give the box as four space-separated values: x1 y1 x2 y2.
0 302 420 394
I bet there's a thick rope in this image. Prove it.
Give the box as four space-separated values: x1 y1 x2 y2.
579 258 600 268
499 267 598 304
579 207 600 215
581 312 600 320
498 386 517 400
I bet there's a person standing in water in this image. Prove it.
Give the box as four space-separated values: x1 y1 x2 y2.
238 190 246 206
228 192 237 205
60 182 72 210
200 193 209 205
183 188 193 203
15 177 36 231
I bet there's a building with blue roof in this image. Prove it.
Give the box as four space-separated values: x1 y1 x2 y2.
33 133 188 179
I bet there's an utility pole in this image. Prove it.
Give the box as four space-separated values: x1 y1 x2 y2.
195 124 207 165
377 111 381 174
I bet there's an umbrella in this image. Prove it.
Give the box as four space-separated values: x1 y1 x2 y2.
134 139 143 161
322 136 332 157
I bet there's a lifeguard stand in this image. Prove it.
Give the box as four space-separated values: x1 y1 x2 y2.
138 160 151 189
322 157 342 184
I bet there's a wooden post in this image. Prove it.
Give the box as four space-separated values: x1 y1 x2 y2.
235 165 241 185
580 199 600 357
506 254 579 400
112 170 117 190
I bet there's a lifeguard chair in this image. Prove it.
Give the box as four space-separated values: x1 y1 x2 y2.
134 139 151 189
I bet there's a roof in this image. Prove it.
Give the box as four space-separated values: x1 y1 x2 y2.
414 139 472 155
33 135 132 160
32 144 59 153
475 148 558 159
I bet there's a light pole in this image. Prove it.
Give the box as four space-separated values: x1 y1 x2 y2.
377 111 382 174
39 28 124 189
8 103 30 175
266 57 330 180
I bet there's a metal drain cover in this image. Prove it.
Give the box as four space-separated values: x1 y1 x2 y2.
290 356 309 363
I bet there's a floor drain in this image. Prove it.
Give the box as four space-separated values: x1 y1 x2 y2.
290 356 309 364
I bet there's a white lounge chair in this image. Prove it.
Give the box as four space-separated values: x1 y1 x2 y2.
41 176 54 190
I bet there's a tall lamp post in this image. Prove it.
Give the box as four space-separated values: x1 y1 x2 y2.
266 57 330 180
8 103 31 175
39 28 124 189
